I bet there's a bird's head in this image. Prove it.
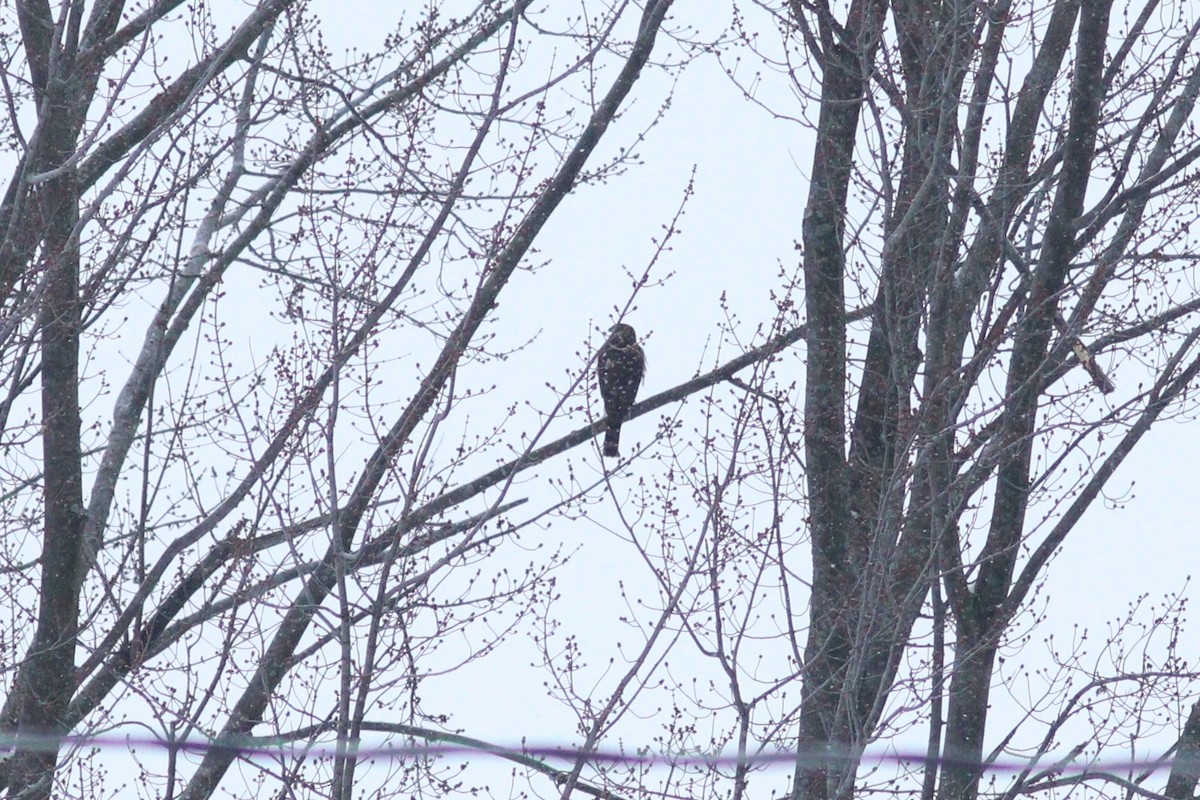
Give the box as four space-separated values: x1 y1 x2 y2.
608 323 638 346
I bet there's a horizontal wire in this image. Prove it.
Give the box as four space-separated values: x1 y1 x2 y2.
0 732 1188 775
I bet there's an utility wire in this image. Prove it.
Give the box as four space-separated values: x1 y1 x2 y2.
0 732 1189 775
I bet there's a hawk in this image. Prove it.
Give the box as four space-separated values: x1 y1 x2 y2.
596 323 645 458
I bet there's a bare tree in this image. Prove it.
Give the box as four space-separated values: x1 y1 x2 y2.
680 1 1200 799
0 0 699 797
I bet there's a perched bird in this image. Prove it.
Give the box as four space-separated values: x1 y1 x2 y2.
596 323 645 458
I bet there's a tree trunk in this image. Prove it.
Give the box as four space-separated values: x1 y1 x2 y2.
5 85 86 800
793 2 887 799
937 3 1113 798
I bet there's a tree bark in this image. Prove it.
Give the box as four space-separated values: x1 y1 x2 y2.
4 51 86 800
1166 701 1200 800
793 2 887 799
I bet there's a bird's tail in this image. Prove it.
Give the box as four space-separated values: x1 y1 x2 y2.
603 426 621 458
